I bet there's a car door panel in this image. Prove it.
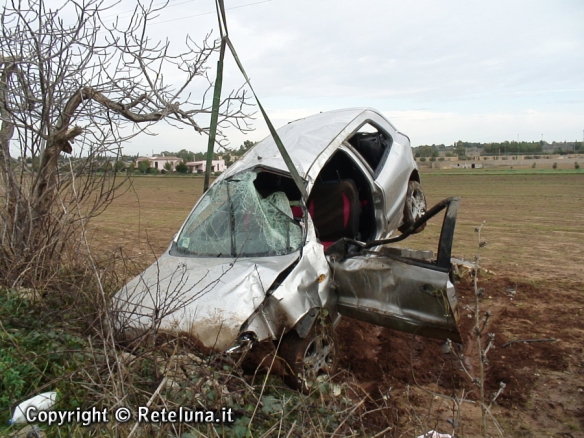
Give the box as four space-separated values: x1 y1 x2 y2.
331 255 461 343
327 197 461 343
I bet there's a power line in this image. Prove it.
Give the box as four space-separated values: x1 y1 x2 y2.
101 0 202 20
149 0 273 25
101 0 273 24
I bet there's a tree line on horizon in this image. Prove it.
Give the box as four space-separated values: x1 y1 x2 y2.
414 140 583 158
127 139 258 168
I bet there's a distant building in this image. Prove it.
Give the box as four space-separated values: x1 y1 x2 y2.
542 144 555 154
548 142 578 153
136 155 181 171
186 159 226 173
455 162 483 169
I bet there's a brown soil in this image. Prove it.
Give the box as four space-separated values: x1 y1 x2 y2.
335 275 584 437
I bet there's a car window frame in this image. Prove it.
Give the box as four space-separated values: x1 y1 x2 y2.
334 145 387 240
346 120 394 178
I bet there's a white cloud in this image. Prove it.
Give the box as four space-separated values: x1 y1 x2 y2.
109 0 584 155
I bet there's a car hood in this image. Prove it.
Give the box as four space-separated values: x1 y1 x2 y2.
113 250 299 351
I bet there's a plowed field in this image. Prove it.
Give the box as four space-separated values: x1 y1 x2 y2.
92 170 584 436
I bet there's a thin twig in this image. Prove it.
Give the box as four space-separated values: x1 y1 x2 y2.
501 338 556 348
127 376 168 438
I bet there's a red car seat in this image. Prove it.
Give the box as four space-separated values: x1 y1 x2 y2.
307 180 361 249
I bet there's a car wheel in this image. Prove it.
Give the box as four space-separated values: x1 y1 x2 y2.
399 180 427 234
279 322 338 393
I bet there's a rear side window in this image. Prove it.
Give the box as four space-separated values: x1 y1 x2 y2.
348 123 393 176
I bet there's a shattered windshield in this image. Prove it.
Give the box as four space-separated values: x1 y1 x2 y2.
173 171 303 257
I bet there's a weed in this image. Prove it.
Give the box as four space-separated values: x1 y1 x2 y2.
0 289 90 427
0 244 374 437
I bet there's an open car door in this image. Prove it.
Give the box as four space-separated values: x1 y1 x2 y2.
327 198 462 343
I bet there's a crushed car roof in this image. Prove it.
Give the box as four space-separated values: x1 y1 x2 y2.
223 108 401 182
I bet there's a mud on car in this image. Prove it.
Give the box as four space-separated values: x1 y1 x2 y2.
113 108 461 391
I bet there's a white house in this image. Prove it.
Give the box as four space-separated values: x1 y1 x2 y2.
136 155 182 171
186 159 226 173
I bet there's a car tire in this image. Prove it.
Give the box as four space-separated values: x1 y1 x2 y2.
399 180 427 234
279 321 338 393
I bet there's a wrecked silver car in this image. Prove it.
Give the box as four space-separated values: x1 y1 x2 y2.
114 108 461 390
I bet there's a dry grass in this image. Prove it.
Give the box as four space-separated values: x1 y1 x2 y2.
401 169 584 281
91 170 584 282
88 176 210 267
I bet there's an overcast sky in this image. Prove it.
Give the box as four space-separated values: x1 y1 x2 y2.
108 0 584 155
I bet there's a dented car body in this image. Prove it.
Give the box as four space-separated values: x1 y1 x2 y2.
114 108 461 387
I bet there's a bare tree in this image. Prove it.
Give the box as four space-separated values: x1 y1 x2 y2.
0 0 252 287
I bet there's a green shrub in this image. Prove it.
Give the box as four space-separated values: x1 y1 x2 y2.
575 162 580 169
175 161 188 173
553 162 558 169
0 289 89 421
532 162 536 169
137 160 150 174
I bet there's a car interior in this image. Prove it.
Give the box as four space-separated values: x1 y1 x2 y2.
252 145 380 249
308 150 376 246
253 119 397 249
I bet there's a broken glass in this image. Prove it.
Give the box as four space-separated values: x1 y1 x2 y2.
174 171 303 257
